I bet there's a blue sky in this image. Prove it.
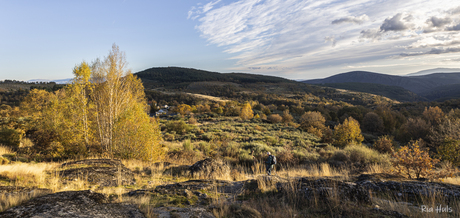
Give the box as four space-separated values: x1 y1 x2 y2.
1 0 460 81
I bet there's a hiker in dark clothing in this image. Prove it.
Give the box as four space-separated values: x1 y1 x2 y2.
265 152 276 175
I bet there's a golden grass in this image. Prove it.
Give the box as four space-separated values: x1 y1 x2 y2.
124 196 157 218
371 188 460 218
0 145 14 157
0 162 58 187
442 177 460 185
365 163 386 174
1 155 459 217
0 189 50 212
276 163 349 179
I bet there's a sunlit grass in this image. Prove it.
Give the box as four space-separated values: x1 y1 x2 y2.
0 162 58 187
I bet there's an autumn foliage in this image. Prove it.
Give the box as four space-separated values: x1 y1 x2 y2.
299 111 326 138
239 102 254 120
332 117 364 148
391 140 439 179
20 45 163 161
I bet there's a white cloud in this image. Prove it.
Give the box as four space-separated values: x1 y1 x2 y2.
324 36 337 47
400 46 460 56
332 14 369 25
190 0 460 79
188 0 222 20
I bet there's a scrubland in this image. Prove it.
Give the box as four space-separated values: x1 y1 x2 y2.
0 114 459 217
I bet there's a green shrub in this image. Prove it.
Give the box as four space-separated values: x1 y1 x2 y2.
0 127 23 148
201 132 215 141
330 150 349 162
183 139 194 152
198 142 211 156
238 150 254 162
344 144 390 167
165 120 193 135
164 133 175 141
264 136 278 146
293 148 320 162
244 142 274 157
294 140 310 149
222 142 240 158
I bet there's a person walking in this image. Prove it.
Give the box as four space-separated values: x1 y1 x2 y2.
265 152 276 175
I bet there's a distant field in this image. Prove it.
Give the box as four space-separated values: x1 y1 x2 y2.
187 93 229 102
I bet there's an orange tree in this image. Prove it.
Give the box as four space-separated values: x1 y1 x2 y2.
392 140 439 179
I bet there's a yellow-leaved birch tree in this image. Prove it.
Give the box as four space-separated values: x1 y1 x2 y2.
67 62 94 149
21 44 162 160
91 44 162 160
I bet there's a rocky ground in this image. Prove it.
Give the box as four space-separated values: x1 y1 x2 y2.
0 190 145 218
1 159 460 217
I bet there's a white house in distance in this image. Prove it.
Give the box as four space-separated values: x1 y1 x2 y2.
155 105 170 116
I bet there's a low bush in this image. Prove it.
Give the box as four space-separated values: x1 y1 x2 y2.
330 150 349 162
182 139 193 152
344 144 390 167
165 120 194 135
373 135 394 154
198 142 211 156
267 114 282 123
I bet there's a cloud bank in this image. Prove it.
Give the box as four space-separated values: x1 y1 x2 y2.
190 0 460 79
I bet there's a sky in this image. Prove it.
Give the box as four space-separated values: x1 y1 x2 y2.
1 0 460 81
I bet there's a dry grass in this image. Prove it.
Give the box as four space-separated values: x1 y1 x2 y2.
443 177 460 185
1 156 459 217
0 162 58 187
372 187 460 218
124 195 157 218
0 189 50 212
364 163 386 174
276 163 349 179
0 145 14 157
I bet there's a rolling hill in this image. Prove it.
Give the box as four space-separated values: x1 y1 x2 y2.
302 71 460 101
135 67 294 89
134 67 400 106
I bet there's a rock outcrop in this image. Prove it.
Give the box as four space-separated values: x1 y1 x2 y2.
0 190 145 218
189 158 230 179
277 177 371 204
58 159 135 187
356 173 460 201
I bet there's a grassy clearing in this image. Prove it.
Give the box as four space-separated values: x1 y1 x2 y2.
0 162 58 187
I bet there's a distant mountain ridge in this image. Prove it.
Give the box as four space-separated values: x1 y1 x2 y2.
405 68 460 76
28 78 71 84
302 71 460 101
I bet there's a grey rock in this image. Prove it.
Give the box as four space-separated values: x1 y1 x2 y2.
0 190 145 218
